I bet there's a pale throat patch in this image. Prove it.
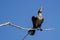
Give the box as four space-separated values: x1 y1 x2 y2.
38 13 43 20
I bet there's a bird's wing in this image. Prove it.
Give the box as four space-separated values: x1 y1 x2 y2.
32 16 37 28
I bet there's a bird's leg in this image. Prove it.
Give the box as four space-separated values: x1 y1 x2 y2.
37 27 43 31
40 28 43 31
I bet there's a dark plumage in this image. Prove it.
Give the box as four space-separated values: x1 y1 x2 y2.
28 7 44 35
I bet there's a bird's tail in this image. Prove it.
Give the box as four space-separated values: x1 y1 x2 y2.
28 29 35 36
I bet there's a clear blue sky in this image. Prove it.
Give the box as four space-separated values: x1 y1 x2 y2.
0 0 60 40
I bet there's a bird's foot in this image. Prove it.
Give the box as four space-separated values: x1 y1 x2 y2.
40 28 43 31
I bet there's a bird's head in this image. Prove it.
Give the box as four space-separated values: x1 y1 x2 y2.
38 7 43 14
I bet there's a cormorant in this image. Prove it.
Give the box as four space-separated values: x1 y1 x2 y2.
28 7 44 35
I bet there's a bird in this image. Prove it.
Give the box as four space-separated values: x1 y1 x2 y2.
28 7 44 35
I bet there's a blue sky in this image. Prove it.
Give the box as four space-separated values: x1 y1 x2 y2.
0 0 60 40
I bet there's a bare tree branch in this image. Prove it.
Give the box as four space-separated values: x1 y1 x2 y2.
0 22 55 31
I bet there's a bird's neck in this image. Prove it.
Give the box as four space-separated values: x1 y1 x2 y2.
38 13 43 20
38 13 42 16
